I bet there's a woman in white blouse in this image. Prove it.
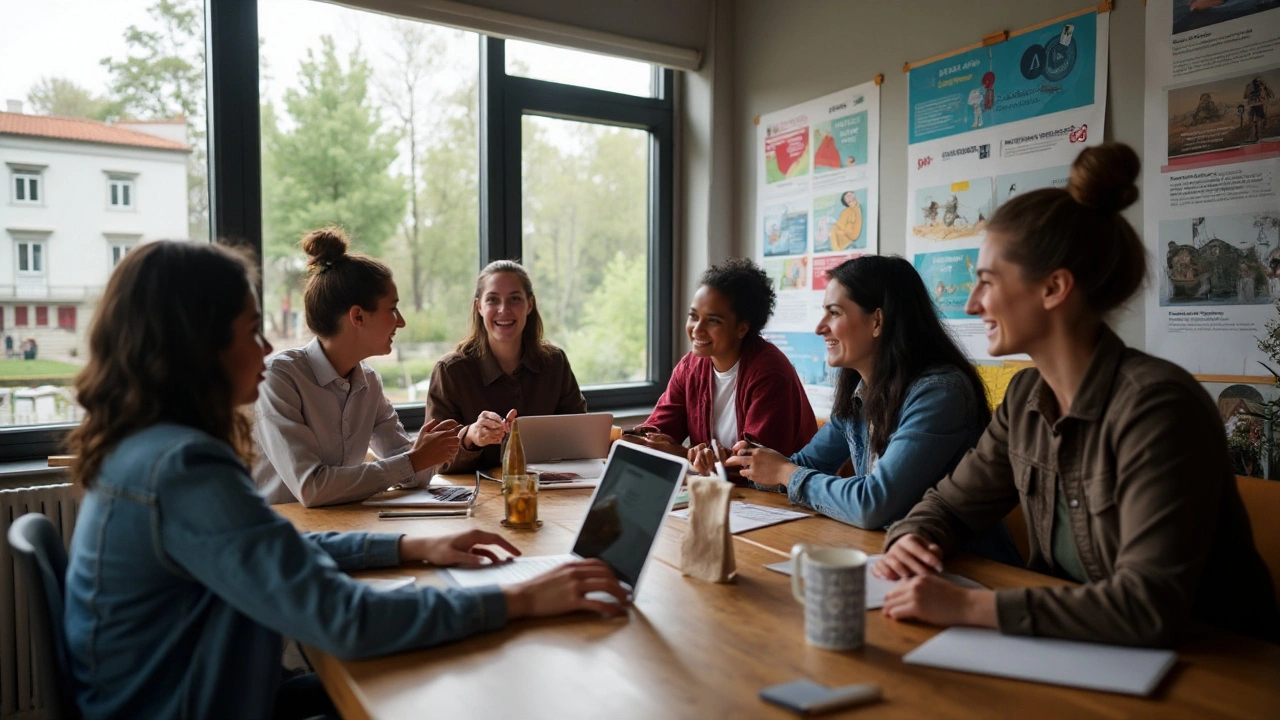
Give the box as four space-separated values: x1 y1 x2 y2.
253 227 461 506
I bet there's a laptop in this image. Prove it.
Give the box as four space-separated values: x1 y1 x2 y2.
516 412 614 480
446 441 689 598
360 472 480 508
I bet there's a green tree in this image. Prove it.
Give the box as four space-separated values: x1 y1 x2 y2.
100 0 207 240
261 36 407 292
565 252 648 384
25 77 115 121
521 118 648 383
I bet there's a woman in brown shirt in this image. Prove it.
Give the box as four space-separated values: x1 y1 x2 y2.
876 144 1278 647
427 261 587 473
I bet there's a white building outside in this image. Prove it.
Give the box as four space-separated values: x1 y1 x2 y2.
0 102 190 423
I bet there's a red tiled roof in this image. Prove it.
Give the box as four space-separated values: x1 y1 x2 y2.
0 112 190 152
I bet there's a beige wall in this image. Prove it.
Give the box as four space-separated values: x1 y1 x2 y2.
729 0 1148 348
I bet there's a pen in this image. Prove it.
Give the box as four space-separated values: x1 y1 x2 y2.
378 510 470 519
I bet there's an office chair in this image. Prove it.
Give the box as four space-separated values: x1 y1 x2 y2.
8 513 79 720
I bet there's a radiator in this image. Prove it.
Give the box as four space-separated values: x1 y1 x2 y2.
0 483 80 720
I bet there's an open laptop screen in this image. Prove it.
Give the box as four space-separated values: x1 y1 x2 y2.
571 443 684 587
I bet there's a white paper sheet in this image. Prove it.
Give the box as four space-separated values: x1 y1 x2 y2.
904 627 1177 696
670 501 811 534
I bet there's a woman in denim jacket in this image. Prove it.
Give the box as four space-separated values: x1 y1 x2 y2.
727 256 1016 557
62 242 627 720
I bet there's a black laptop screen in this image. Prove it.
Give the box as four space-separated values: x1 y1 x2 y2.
571 444 683 587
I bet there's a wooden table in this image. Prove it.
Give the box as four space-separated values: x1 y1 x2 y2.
277 480 1280 719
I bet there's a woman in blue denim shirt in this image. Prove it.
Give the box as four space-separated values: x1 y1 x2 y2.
62 241 627 720
727 256 1015 551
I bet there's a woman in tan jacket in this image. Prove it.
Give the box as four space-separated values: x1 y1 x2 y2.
875 143 1278 647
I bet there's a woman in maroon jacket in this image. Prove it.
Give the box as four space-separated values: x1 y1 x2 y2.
630 258 817 473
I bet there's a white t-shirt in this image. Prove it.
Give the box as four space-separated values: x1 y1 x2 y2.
711 361 740 450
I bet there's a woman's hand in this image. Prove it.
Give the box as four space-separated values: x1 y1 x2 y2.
398 529 520 567
687 443 729 476
465 409 517 449
504 559 629 619
882 576 997 629
872 533 944 580
620 426 686 459
409 419 462 472
723 444 798 487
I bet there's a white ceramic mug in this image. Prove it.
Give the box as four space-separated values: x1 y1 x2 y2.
790 543 867 651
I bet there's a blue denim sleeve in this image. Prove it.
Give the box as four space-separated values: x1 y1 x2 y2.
302 531 402 572
788 417 851 474
156 439 507 660
787 376 978 529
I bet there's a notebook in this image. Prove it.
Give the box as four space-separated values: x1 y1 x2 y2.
446 441 688 598
763 554 984 609
903 627 1177 696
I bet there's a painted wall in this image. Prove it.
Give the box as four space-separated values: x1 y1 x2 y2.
732 0 1147 347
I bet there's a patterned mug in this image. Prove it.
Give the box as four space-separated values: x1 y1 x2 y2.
790 544 866 651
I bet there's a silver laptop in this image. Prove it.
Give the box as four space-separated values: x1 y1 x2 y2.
516 412 614 479
446 441 688 598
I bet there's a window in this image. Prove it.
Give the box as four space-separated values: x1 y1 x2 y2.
13 171 41 204
108 177 135 209
505 40 654 98
486 40 674 406
0 0 208 441
111 244 132 267
257 3 480 404
57 306 76 330
16 241 45 275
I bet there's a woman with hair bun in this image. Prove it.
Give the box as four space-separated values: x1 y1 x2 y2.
875 144 1278 647
253 226 463 507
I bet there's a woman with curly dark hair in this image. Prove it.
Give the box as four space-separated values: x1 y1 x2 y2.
630 257 817 474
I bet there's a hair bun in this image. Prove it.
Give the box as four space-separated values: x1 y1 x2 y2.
1067 143 1140 213
300 226 350 271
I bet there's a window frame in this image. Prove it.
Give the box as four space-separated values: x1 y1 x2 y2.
481 38 675 410
15 240 46 276
0 0 677 459
12 170 41 205
107 176 136 210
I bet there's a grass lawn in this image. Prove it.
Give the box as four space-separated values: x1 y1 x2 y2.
0 358 81 379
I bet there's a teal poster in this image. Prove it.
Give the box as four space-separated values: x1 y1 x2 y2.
914 249 979 319
908 11 1098 144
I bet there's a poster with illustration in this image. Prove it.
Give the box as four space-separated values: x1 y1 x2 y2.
764 125 810 184
762 203 808 257
813 111 869 175
757 81 881 416
1202 381 1280 480
911 178 995 242
906 5 1108 361
1144 0 1280 375
994 165 1071 208
813 189 868 252
914 249 980 319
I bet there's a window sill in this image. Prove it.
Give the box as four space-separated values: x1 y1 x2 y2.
0 459 69 489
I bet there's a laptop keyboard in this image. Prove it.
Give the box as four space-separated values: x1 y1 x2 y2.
448 555 575 588
426 485 475 503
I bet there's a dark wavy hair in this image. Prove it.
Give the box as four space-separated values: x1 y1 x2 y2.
66 241 258 488
828 255 990 456
456 260 552 363
699 257 777 335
